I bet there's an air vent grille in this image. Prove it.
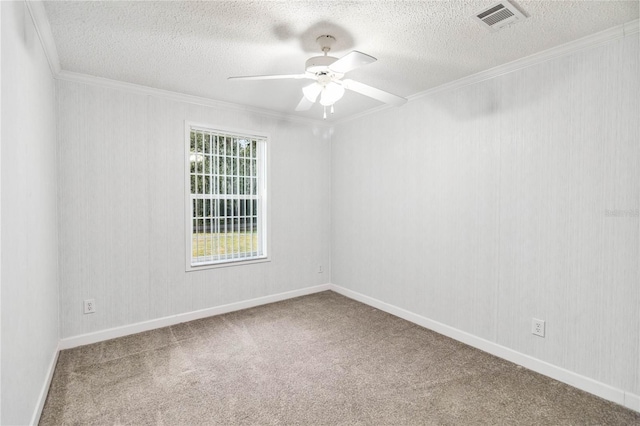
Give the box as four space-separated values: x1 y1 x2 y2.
477 4 506 20
472 1 526 31
483 8 514 26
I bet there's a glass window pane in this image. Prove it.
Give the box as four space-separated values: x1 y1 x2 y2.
189 128 266 266
203 133 210 153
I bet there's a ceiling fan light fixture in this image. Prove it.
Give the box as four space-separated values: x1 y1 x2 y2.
319 82 345 106
302 82 322 102
229 34 407 116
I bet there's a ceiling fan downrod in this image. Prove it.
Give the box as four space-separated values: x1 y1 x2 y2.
317 35 336 55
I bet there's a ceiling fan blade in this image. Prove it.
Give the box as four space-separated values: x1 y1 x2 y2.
329 51 376 74
302 82 322 102
228 74 310 81
295 96 315 111
342 79 407 106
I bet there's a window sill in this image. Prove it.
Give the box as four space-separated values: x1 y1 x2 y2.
185 256 270 272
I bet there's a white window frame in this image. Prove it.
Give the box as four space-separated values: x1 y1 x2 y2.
185 122 269 271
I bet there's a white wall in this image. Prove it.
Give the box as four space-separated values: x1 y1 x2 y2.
332 33 639 397
1 2 59 424
56 80 332 338
6 4 636 420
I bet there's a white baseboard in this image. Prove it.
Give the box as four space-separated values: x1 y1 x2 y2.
51 282 639 414
329 284 640 414
30 343 60 426
626 393 640 412
59 284 331 350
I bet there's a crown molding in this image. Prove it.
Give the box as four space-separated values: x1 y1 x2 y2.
25 1 61 75
406 18 640 104
623 18 639 35
55 71 328 127
336 18 639 125
25 0 328 127
23 0 638 127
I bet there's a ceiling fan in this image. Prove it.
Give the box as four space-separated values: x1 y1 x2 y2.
228 35 407 118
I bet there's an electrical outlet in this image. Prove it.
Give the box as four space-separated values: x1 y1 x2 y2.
532 318 545 337
318 265 323 273
84 299 96 314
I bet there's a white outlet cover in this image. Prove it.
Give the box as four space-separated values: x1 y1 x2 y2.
84 299 96 314
532 318 545 337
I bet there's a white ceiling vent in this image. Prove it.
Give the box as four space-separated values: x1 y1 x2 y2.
472 1 527 31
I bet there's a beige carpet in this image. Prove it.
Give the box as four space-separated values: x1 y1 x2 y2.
40 291 640 425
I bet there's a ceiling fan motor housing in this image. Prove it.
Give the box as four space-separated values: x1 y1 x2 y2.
305 56 338 73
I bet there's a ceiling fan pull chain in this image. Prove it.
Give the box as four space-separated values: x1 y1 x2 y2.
331 104 335 114
323 106 327 119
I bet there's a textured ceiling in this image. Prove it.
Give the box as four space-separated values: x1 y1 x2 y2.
43 1 638 121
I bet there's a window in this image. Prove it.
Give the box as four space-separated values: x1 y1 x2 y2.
186 123 268 269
